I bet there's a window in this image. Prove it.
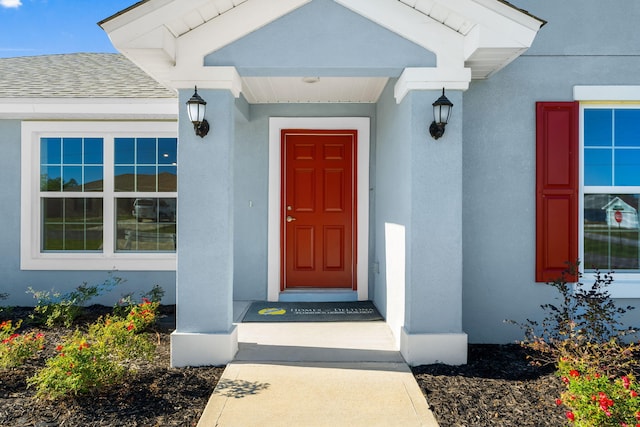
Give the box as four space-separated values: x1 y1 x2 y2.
583 108 640 272
22 122 177 270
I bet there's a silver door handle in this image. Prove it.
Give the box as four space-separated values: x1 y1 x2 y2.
286 216 297 222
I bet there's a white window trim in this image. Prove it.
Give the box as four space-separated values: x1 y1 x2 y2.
576 88 640 297
21 121 178 271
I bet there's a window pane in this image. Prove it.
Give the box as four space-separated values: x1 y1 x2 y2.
84 166 103 192
115 197 176 252
62 138 82 164
136 166 157 192
615 149 640 186
41 137 103 192
584 194 640 271
584 109 612 147
584 148 612 186
158 166 177 192
41 138 61 164
615 110 640 147
41 166 61 191
114 166 135 192
84 138 103 164
158 138 177 164
115 138 135 164
62 166 82 192
42 197 103 251
137 138 156 165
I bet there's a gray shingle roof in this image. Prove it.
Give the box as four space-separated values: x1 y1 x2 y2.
0 53 176 98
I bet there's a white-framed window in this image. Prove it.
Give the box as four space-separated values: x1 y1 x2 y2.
21 121 178 271
576 86 640 296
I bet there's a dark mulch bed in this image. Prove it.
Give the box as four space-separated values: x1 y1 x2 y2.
0 305 224 427
413 344 567 427
2 306 568 426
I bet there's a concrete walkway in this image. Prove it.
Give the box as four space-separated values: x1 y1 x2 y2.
196 306 439 427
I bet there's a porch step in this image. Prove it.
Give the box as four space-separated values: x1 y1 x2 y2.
235 321 405 363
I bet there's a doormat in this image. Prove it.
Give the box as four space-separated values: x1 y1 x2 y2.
242 301 383 322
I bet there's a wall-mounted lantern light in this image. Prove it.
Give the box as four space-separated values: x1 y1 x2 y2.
429 88 453 140
186 86 210 138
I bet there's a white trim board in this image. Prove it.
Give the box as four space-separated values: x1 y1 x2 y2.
268 117 370 301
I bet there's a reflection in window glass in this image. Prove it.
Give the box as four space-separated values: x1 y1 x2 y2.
584 148 612 186
42 198 103 251
584 194 640 271
584 109 612 147
114 138 135 164
40 137 104 192
615 149 640 186
137 138 157 165
38 133 177 256
584 109 640 187
115 198 176 252
114 137 177 193
615 110 640 147
136 166 156 192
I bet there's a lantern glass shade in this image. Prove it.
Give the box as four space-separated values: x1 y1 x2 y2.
186 88 207 124
432 89 453 125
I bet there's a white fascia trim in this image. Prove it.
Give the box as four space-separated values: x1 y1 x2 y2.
168 66 243 97
268 117 370 302
0 98 177 120
574 85 640 101
394 67 472 103
99 0 175 34
445 0 542 46
472 0 545 31
335 0 464 69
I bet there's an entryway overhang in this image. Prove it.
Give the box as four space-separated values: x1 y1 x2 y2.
100 0 544 368
99 0 544 103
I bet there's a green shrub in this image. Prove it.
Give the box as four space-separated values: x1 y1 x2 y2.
28 330 125 399
113 284 164 319
28 298 159 400
0 320 45 369
27 275 123 327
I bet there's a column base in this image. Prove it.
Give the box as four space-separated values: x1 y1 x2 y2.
170 326 238 367
400 328 467 366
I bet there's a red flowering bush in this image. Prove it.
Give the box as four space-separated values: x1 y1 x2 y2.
29 299 159 399
509 262 640 426
557 361 640 426
28 330 125 399
0 320 45 369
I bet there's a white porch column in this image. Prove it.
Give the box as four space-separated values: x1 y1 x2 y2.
395 71 469 366
171 88 237 367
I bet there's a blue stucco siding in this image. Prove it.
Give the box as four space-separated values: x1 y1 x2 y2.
462 0 640 343
204 0 436 77
515 0 640 57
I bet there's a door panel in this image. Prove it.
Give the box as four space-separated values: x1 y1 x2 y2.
282 130 356 289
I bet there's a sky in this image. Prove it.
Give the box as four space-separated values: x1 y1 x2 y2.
0 0 138 58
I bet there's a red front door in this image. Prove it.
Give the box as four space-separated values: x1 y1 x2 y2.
281 129 357 290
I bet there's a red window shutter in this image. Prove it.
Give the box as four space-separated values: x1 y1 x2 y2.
536 102 579 282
